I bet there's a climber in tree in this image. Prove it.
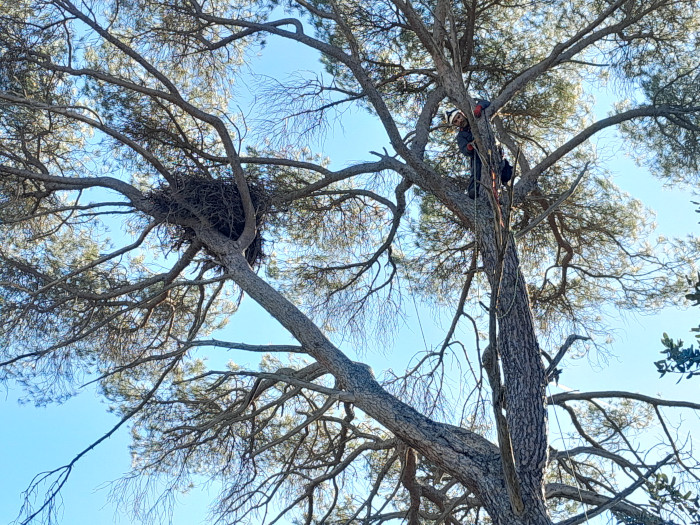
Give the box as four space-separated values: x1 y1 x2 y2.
445 100 513 199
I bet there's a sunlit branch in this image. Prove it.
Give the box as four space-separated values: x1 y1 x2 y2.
653 405 700 483
206 370 353 402
192 12 419 168
53 0 184 95
549 446 643 478
51 0 257 249
0 164 146 206
251 397 336 458
343 450 400 522
33 222 157 295
311 189 398 213
305 178 409 306
270 438 397 525
0 201 134 225
240 157 390 203
546 483 664 525
1 237 201 303
515 164 588 239
194 18 305 50
439 248 478 354
410 86 446 158
491 0 650 112
544 334 590 382
588 399 646 467
554 402 603 449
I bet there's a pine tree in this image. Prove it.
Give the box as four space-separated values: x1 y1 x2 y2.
1 1 700 524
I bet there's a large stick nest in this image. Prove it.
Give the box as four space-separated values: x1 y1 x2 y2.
148 174 268 268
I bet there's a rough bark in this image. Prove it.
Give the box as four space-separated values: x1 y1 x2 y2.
193 223 553 525
479 224 550 525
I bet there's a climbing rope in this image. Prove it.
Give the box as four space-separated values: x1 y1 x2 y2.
547 383 592 524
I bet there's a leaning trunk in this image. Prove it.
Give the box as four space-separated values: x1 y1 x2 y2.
200 217 552 524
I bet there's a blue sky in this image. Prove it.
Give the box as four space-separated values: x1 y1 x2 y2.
2 18 700 525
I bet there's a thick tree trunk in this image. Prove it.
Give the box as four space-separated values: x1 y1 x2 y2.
478 219 551 525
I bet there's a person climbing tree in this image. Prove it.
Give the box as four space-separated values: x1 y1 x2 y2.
445 101 513 199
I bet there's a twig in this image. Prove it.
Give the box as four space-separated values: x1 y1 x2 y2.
515 163 588 239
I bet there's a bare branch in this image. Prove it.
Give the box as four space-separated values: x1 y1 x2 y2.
544 334 590 382
554 455 673 525
549 391 700 411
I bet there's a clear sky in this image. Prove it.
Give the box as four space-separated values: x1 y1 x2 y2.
2 19 699 525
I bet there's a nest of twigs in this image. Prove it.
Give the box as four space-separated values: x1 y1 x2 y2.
148 174 267 268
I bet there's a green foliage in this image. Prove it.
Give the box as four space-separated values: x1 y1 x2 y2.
657 332 700 380
687 270 700 306
619 59 700 183
656 201 700 381
645 472 700 524
2 0 700 524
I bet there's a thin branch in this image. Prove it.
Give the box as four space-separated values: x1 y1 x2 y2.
183 339 306 353
546 482 664 525
515 164 588 238
545 334 590 382
515 106 700 202
549 391 700 411
19 357 181 524
554 454 673 525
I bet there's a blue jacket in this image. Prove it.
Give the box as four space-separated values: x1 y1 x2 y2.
455 99 490 157
454 100 512 185
456 127 476 157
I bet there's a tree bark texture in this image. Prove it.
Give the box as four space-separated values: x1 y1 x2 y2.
478 220 551 525
193 223 554 525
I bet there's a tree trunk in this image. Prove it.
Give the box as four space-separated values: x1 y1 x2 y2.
478 218 551 525
203 223 552 524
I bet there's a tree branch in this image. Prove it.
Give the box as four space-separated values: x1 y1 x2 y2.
549 391 700 411
544 334 590 382
554 454 673 525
